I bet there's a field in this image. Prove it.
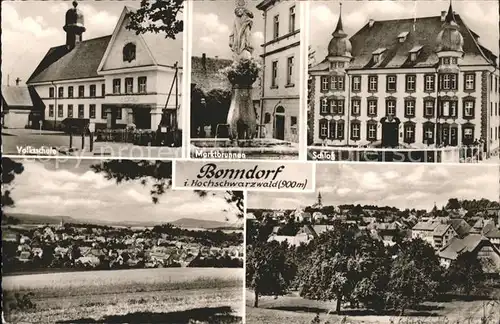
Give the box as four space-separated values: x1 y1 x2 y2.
245 290 500 324
3 268 244 323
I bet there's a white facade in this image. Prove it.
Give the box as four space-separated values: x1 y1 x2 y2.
258 0 300 143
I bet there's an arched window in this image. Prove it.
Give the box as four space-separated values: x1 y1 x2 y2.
276 106 285 114
123 43 136 63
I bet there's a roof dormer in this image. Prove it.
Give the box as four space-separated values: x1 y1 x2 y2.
372 48 386 63
398 31 409 43
409 45 423 62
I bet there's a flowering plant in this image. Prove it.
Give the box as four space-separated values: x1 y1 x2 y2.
219 58 261 86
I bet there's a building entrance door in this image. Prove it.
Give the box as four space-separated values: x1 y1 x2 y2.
381 116 400 148
275 106 285 140
134 108 152 130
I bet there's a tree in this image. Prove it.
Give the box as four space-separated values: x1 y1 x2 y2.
205 88 232 136
386 239 443 315
445 198 461 211
2 158 24 207
299 223 362 314
445 251 484 295
191 85 206 137
126 0 183 40
246 241 295 308
90 160 243 218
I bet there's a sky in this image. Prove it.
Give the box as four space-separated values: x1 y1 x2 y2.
309 0 499 64
5 158 240 225
248 163 500 211
191 1 265 59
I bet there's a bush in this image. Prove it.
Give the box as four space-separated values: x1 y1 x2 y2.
8 292 37 311
220 58 261 85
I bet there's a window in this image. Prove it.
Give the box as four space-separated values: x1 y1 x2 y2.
463 126 474 145
125 78 133 94
273 15 279 39
78 104 84 118
58 87 63 98
386 99 396 116
329 120 336 139
68 86 74 98
123 42 136 62
424 75 435 92
423 123 434 144
102 84 106 96
464 73 475 91
406 75 416 92
404 122 416 143
289 6 296 33
368 76 378 92
116 108 122 120
286 56 294 85
271 61 278 87
78 85 84 97
352 76 361 91
330 76 344 90
424 100 435 118
367 122 377 141
367 99 377 116
336 121 345 140
90 84 96 97
451 57 457 64
319 119 328 138
337 62 344 68
405 99 415 117
410 53 417 62
439 99 458 118
351 121 361 140
351 99 361 116
58 104 63 118
337 100 344 115
321 76 329 91
89 104 96 119
48 105 54 117
49 87 54 98
68 105 73 118
439 74 458 91
113 79 121 94
373 54 380 63
291 116 297 127
320 98 329 114
386 75 397 92
329 100 336 114
138 77 147 93
463 100 475 118
443 57 450 65
101 106 107 119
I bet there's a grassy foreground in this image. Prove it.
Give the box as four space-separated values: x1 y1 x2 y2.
245 290 500 324
4 268 244 324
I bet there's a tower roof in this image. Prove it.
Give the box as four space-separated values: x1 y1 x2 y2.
436 2 463 53
327 3 352 58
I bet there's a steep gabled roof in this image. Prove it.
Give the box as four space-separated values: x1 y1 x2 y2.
27 36 111 84
310 13 496 72
438 234 485 259
2 86 33 107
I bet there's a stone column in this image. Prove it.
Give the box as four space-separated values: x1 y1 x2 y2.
150 107 163 131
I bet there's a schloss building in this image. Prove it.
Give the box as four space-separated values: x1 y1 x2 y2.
309 3 499 157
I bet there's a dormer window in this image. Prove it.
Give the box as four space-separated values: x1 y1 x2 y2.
408 45 423 62
372 48 386 63
123 43 136 63
398 31 409 43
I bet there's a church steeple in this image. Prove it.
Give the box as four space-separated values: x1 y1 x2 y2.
64 0 86 49
332 3 346 38
317 192 322 207
435 0 463 73
326 2 352 67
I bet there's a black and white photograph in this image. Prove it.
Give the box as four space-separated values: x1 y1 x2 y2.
246 163 500 323
307 0 499 163
2 158 244 323
2 1 183 158
189 0 301 160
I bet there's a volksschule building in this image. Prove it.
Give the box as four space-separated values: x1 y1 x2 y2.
26 1 182 132
309 3 499 158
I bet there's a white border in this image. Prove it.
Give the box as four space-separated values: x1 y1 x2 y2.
182 0 193 158
242 189 248 324
298 1 309 161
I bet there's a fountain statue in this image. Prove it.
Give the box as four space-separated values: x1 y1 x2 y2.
226 0 259 143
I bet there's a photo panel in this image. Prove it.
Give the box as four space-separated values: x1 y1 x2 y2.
245 163 500 323
2 1 184 159
306 0 499 164
2 157 244 323
189 0 302 160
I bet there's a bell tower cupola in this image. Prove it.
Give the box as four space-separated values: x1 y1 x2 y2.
64 0 86 49
326 2 352 72
435 1 463 73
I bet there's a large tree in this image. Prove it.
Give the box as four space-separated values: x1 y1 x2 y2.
299 223 383 314
445 251 484 295
386 238 443 315
205 88 232 136
126 0 183 39
90 160 243 218
2 157 24 208
246 241 295 308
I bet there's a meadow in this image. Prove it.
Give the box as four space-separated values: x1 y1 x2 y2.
3 268 244 323
245 290 500 324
